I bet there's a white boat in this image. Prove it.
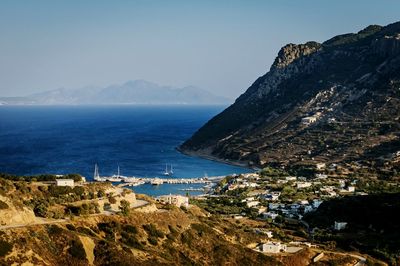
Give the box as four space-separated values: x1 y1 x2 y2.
151 178 163 185
93 164 107 181
127 181 145 187
106 177 122 182
111 165 127 180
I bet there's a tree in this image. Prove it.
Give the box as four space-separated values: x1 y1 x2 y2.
65 174 82 182
119 200 130 216
97 189 105 198
108 196 117 204
34 202 48 217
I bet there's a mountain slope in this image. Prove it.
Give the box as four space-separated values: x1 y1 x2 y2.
180 22 400 173
1 80 231 105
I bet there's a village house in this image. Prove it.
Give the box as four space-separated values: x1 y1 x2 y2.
296 182 312 189
262 212 279 220
260 242 287 253
285 176 297 181
55 179 74 187
246 201 259 208
312 199 323 208
157 194 189 207
257 206 267 214
264 192 281 201
302 116 317 125
334 221 347 231
316 162 326 170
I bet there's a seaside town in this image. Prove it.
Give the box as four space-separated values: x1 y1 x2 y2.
1 158 397 264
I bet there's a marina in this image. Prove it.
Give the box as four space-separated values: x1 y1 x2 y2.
93 164 226 187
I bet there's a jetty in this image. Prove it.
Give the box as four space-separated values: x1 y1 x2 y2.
116 176 222 187
92 164 228 186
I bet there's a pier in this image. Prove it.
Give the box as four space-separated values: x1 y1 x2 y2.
94 176 226 187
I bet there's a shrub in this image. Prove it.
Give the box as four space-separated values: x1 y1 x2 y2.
103 203 111 211
0 200 8 210
148 236 158 246
72 186 85 196
47 224 63 235
191 223 211 236
119 200 130 216
0 240 13 257
121 232 144 250
168 225 178 234
68 239 86 260
122 224 138 234
33 202 48 217
66 224 76 231
108 197 117 204
65 174 82 182
143 224 164 238
76 227 97 237
97 190 105 198
48 185 72 197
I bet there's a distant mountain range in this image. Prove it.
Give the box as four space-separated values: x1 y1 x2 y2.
0 80 231 105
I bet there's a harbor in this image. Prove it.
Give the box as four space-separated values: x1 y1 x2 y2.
93 164 226 188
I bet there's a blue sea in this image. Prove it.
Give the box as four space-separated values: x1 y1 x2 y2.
0 105 250 196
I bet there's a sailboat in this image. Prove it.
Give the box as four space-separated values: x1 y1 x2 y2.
163 164 173 176
109 165 123 182
93 164 106 181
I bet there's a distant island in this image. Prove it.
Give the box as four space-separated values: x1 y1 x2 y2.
0 80 232 105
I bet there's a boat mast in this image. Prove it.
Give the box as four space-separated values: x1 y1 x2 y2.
94 164 99 180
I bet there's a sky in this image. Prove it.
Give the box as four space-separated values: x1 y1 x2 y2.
0 1 399 98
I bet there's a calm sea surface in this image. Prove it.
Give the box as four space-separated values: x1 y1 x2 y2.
0 105 250 196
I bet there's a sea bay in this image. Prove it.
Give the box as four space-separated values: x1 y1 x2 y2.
0 105 250 196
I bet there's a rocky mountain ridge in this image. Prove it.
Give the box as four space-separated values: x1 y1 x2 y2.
180 22 400 176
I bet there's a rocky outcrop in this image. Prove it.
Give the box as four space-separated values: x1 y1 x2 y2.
373 34 400 57
0 195 37 226
180 21 400 171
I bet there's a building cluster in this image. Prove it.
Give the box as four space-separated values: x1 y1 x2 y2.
215 164 364 225
301 112 322 125
156 194 189 208
261 199 323 221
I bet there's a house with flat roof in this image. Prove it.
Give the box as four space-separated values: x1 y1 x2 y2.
55 179 74 187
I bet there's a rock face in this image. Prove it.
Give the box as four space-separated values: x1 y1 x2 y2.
0 195 37 226
180 22 400 172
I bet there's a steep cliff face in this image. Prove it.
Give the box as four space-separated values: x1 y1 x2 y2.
180 22 400 172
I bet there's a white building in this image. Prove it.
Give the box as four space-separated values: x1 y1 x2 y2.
302 116 317 125
262 212 279 220
315 173 328 179
260 242 287 253
55 179 74 187
316 163 326 170
265 192 281 201
312 199 323 209
285 176 297 181
304 205 314 213
334 221 347 231
347 186 355 192
296 182 312 189
157 194 189 207
246 201 259 208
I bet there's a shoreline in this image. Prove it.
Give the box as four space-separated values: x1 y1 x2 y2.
177 147 260 172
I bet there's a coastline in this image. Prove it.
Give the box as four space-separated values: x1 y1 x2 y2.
177 146 260 172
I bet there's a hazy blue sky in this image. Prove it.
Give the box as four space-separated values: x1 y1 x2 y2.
0 1 399 98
